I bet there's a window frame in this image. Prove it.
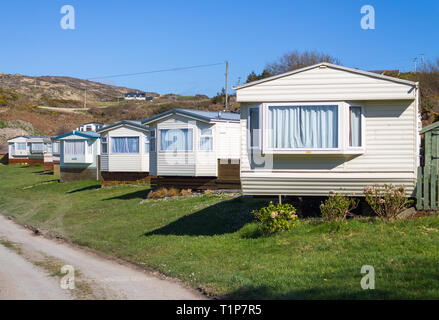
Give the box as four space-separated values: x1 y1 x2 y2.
159 128 194 153
110 136 140 154
345 104 366 152
64 140 86 156
149 129 156 152
144 133 150 154
101 136 108 154
199 127 213 152
248 105 262 150
15 142 26 151
263 102 343 154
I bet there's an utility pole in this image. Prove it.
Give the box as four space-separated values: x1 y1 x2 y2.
420 53 425 72
414 57 417 73
225 61 229 111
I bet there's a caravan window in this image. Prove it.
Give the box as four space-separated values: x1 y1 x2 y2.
64 141 85 155
101 136 108 154
160 129 193 152
111 137 139 154
349 106 362 147
267 105 339 150
199 128 213 151
249 107 260 149
31 143 44 151
16 142 26 150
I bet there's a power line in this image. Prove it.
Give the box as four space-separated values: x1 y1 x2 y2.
86 62 224 80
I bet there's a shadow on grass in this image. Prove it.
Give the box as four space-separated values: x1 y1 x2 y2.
144 197 269 236
222 284 394 300
103 189 151 201
67 184 101 194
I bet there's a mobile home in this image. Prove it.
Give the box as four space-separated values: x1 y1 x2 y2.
7 136 47 166
55 131 100 182
141 108 241 190
97 120 150 186
234 62 420 196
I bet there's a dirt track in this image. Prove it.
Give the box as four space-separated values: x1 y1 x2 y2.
0 215 205 300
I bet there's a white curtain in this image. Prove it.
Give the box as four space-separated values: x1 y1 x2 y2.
350 107 362 147
200 128 213 151
16 142 26 150
53 142 59 153
160 129 193 151
111 137 139 153
31 143 44 151
65 141 85 155
249 108 260 148
268 106 338 149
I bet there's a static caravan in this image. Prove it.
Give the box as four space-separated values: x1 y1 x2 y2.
97 120 150 186
8 136 30 164
234 62 420 196
7 136 47 166
43 137 60 172
142 108 241 190
76 122 105 132
55 131 100 182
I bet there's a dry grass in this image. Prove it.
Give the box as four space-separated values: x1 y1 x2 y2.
167 187 180 197
180 189 192 196
148 188 169 199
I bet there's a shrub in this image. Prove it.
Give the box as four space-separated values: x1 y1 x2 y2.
149 188 168 199
320 191 359 222
167 187 180 197
252 201 299 235
180 189 192 196
364 184 409 222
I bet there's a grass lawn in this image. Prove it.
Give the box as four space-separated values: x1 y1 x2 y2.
1 164 439 299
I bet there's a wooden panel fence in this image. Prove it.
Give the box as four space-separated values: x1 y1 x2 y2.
417 128 439 210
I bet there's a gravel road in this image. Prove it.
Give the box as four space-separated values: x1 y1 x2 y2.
0 215 205 300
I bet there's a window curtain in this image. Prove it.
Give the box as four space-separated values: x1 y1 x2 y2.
111 137 139 153
53 142 60 153
268 106 338 149
160 129 193 151
200 137 213 151
16 142 26 150
350 107 362 147
65 141 85 155
249 108 260 148
32 143 44 151
200 128 213 151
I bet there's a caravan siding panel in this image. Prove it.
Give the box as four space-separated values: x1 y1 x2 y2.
240 99 417 196
237 67 415 102
216 122 241 160
156 115 197 176
107 126 149 172
101 154 109 171
157 152 196 176
241 173 416 196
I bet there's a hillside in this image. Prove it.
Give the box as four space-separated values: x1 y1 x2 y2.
0 72 236 150
0 72 159 108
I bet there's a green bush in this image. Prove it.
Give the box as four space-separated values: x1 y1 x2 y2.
252 201 299 235
320 191 359 223
364 184 410 222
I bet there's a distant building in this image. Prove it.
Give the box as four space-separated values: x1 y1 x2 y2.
76 122 105 132
124 92 153 101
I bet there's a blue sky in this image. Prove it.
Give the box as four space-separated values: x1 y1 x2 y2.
0 0 438 97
